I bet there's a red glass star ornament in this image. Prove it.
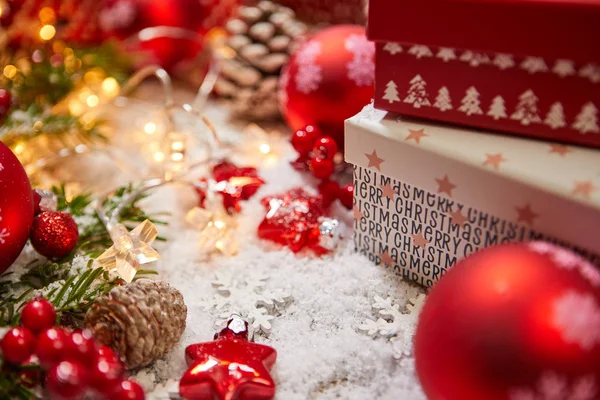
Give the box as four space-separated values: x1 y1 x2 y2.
179 315 277 400
258 188 340 254
196 161 265 213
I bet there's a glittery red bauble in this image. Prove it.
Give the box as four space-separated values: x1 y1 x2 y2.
99 0 240 70
415 242 600 400
279 25 374 149
30 211 79 259
0 141 34 274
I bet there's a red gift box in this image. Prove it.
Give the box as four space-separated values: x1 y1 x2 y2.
275 0 366 24
368 0 600 148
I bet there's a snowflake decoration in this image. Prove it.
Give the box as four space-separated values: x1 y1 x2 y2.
460 51 491 67
436 48 457 63
553 59 576 78
205 269 292 336
294 41 323 94
345 34 375 87
0 228 9 244
510 372 598 400
520 57 549 74
359 293 427 359
527 242 600 287
99 0 136 32
552 290 600 351
408 45 433 59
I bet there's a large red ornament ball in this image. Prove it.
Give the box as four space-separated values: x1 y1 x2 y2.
279 25 375 149
99 0 240 70
415 242 600 400
0 141 34 274
30 211 79 259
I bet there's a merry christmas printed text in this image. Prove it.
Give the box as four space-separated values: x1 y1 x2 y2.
353 166 599 287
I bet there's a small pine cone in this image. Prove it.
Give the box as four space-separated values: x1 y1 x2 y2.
84 280 187 369
216 1 308 121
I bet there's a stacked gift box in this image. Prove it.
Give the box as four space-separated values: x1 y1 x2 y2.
346 0 600 287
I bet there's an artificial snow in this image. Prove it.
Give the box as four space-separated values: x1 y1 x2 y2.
15 84 428 399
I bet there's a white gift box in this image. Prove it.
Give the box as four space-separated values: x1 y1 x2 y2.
345 104 600 287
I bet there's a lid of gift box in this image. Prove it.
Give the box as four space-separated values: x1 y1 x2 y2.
345 103 600 255
368 0 600 63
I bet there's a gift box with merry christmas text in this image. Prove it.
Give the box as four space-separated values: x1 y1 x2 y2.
368 0 600 148
345 104 600 288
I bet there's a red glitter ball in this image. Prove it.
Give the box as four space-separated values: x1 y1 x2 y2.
30 211 78 259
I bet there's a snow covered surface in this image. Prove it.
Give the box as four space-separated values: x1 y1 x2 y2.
44 84 428 399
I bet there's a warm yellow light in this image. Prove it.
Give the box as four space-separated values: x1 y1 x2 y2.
13 143 25 155
69 99 85 116
84 69 105 85
39 7 56 24
171 152 184 161
0 7 3 18
39 25 56 41
154 152 165 162
259 143 271 154
33 121 44 132
3 65 17 79
144 122 157 134
214 220 226 229
101 77 120 98
86 95 99 107
171 141 184 151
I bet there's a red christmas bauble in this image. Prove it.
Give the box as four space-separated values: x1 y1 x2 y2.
279 25 374 149
30 211 79 259
415 242 600 400
0 142 34 274
99 0 240 70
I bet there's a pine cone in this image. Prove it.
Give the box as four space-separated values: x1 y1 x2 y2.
215 1 308 121
84 280 187 369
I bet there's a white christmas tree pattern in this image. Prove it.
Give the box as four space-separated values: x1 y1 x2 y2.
433 86 453 111
544 102 567 129
403 75 431 108
359 294 427 359
553 59 576 78
458 86 483 116
383 42 403 55
345 34 375 87
436 47 457 62
509 373 598 400
572 102 600 134
383 80 400 104
520 57 549 74
510 89 542 125
206 270 293 336
459 51 490 67
295 41 323 94
487 95 507 120
408 45 433 59
579 63 600 84
552 290 600 351
493 53 516 70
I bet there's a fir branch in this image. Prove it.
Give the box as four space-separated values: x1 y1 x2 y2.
0 184 168 326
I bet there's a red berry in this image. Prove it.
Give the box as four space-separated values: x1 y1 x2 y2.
89 354 124 395
19 355 40 388
339 184 354 210
313 137 338 160
36 327 70 368
65 329 96 365
318 181 340 207
291 125 319 156
21 298 56 333
30 211 79 259
96 345 119 362
0 327 35 365
311 157 334 180
45 360 87 400
113 380 146 400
